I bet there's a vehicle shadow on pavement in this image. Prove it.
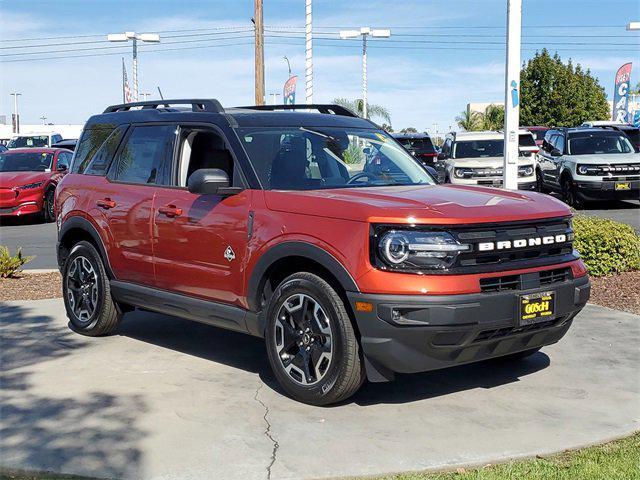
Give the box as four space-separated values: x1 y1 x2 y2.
0 215 46 227
0 303 146 478
117 309 551 406
350 353 550 406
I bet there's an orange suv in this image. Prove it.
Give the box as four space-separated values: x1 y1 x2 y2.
56 100 590 405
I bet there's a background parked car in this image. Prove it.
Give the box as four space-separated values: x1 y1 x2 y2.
392 133 439 166
437 130 536 189
0 147 72 221
51 139 78 151
523 126 550 147
580 122 640 153
6 132 63 149
537 127 640 207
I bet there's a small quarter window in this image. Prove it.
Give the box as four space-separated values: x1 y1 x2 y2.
72 125 116 174
84 126 127 176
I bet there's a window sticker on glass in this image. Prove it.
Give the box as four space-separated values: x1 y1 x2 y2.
374 132 387 142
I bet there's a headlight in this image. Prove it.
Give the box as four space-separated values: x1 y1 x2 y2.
16 181 44 190
454 168 473 178
576 164 600 175
376 230 471 271
518 165 534 177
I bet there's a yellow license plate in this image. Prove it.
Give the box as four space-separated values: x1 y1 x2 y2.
520 291 555 325
615 182 631 191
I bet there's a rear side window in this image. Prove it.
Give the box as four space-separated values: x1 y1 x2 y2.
109 125 174 185
71 125 117 174
83 126 127 176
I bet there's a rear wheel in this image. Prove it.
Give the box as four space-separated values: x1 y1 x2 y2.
265 272 364 406
63 240 121 336
43 188 55 223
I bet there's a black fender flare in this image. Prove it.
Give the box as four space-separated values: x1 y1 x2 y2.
57 216 114 278
246 241 359 312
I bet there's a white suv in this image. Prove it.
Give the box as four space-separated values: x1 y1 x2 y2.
7 132 63 149
537 127 639 207
437 130 536 190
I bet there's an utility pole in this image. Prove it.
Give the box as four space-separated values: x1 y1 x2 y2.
10 93 21 134
305 0 313 104
339 27 391 119
502 0 521 190
254 0 265 105
107 32 160 102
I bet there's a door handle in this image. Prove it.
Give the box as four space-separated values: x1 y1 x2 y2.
158 205 183 218
96 198 116 209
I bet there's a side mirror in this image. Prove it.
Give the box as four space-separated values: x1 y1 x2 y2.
437 152 447 161
57 164 68 172
551 148 562 157
424 165 439 183
187 168 239 195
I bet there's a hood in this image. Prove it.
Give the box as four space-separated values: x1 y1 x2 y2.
265 184 570 225
449 157 534 168
0 171 50 188
567 152 639 164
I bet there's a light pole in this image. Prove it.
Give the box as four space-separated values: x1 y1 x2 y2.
502 0 521 190
283 56 292 77
270 93 281 105
141 93 151 101
339 27 391 119
10 93 21 134
40 115 47 125
626 22 640 30
107 32 160 102
305 0 313 105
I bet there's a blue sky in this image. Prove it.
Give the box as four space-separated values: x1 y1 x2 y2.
1 0 639 131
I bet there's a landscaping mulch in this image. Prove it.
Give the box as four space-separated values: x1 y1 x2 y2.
0 270 638 316
0 271 62 302
588 270 640 315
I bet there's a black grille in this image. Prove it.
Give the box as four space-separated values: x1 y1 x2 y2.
453 217 574 272
480 267 572 293
474 319 561 343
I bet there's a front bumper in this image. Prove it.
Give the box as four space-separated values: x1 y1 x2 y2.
0 200 41 217
347 275 590 381
575 179 640 201
450 177 537 191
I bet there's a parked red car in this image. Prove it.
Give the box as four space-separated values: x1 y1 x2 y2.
523 126 550 147
56 100 590 405
0 148 72 221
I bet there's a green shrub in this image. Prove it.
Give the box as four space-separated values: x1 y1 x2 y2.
573 216 640 277
0 246 34 278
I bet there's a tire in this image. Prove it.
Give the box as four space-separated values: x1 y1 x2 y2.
62 240 121 336
265 272 364 406
43 188 55 223
493 347 541 362
535 170 548 193
561 176 584 209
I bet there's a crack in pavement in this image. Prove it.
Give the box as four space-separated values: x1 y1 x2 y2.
254 382 279 480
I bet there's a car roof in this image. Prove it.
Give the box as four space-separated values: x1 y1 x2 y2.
391 133 431 139
2 148 59 153
454 130 503 141
87 100 376 130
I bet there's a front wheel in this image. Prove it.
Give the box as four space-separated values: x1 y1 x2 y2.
43 188 55 223
62 240 122 336
265 272 364 405
561 176 584 209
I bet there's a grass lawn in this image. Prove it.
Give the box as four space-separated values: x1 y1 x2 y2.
2 433 638 480
364 432 640 480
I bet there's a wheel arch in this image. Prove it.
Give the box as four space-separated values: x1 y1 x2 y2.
57 216 114 278
247 241 359 314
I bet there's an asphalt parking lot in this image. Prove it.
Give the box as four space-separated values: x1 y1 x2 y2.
1 199 638 270
1 299 638 480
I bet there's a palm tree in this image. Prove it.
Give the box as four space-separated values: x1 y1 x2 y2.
455 109 484 131
482 104 505 131
333 98 391 123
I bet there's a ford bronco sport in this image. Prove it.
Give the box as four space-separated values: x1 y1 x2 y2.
56 100 590 405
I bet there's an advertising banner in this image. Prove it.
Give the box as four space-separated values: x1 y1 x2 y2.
613 62 632 122
283 75 298 105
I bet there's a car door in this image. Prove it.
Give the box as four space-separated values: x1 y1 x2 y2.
100 124 175 285
549 134 566 188
539 134 559 187
151 124 251 307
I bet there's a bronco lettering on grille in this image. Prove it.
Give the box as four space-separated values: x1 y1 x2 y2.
477 234 568 252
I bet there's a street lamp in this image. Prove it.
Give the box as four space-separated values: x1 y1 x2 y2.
626 22 640 30
107 32 160 102
339 27 391 119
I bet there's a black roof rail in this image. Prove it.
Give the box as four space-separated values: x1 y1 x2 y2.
234 104 359 118
103 99 224 114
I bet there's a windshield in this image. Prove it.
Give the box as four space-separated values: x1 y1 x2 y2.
519 133 536 147
567 132 634 155
7 135 49 149
236 127 435 190
453 139 503 159
396 137 436 153
0 152 53 172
